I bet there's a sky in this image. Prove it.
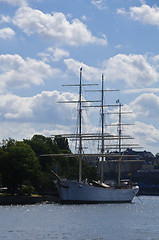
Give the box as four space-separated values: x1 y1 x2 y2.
1 0 159 155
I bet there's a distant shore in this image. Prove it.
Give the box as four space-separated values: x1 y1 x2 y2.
0 195 59 205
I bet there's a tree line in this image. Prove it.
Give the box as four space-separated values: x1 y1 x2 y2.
0 135 97 195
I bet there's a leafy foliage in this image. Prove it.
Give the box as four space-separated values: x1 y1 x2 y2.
53 135 70 151
0 135 97 195
0 140 40 194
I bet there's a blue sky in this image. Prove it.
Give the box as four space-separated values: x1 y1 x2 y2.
1 0 159 154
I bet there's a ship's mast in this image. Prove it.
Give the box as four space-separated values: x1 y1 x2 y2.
77 68 98 182
118 101 122 185
101 74 104 183
85 75 120 183
118 102 122 155
56 68 98 182
42 71 141 192
79 68 82 182
48 69 140 184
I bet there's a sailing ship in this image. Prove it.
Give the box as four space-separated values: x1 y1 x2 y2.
50 68 139 203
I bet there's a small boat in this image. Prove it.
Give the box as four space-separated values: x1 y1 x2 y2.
50 68 139 203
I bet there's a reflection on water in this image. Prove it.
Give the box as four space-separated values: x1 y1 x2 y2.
0 196 159 240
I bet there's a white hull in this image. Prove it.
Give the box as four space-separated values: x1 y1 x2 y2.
57 180 139 203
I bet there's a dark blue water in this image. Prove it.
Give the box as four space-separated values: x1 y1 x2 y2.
0 196 159 240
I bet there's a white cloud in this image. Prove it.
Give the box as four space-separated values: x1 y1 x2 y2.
109 115 159 152
64 54 159 87
0 27 15 39
129 121 159 146
31 91 78 124
39 47 70 62
49 48 69 62
81 15 87 21
0 15 11 23
0 54 58 90
0 90 81 145
130 93 159 118
139 0 146 4
118 4 159 27
151 54 159 66
123 88 159 94
0 91 101 153
115 44 122 49
0 0 28 6
0 91 78 123
92 0 107 10
108 92 159 125
129 4 159 26
1 91 159 154
12 7 107 46
0 90 95 143
116 8 127 16
64 58 101 81
0 122 36 142
103 54 159 87
37 52 52 63
0 94 32 120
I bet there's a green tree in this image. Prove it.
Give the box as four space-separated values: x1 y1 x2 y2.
24 134 59 156
24 135 59 194
24 134 59 172
0 140 40 194
54 136 70 152
0 135 97 195
0 148 8 186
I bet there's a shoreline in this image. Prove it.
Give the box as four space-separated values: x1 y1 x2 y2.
0 195 59 205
